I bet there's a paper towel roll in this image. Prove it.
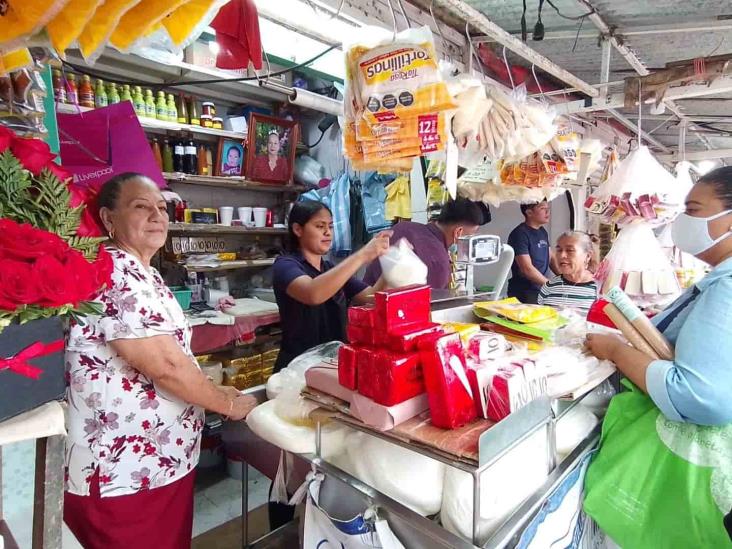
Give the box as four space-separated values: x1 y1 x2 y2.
289 88 343 116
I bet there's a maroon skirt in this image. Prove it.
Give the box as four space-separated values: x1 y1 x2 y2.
64 469 196 549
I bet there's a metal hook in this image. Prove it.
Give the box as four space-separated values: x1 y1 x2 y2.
430 0 449 61
387 0 398 42
531 64 546 103
502 46 515 90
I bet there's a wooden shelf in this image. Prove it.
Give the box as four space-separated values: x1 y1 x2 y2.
56 103 247 140
168 223 287 236
183 259 276 272
164 172 305 193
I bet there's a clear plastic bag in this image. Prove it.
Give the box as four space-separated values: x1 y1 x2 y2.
379 238 428 288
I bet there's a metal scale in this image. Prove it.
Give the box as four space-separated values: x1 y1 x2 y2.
453 234 514 299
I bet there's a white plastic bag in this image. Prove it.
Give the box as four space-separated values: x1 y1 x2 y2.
555 404 599 458
379 238 429 288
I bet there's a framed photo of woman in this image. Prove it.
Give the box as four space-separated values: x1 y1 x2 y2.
215 138 245 177
245 113 298 184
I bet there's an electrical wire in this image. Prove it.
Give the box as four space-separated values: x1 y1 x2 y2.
304 127 328 148
546 0 594 21
60 43 339 89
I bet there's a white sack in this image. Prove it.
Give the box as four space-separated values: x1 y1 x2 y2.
555 404 599 459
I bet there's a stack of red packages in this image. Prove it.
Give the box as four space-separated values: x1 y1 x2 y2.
338 285 446 409
419 332 477 429
484 358 548 422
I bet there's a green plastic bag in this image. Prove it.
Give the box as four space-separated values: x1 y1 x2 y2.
584 381 732 548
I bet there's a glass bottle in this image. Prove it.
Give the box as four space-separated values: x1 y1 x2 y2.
120 84 132 104
107 83 121 104
155 91 168 120
144 89 156 118
162 139 174 173
132 86 146 117
94 79 107 108
205 147 213 176
167 94 177 122
52 69 66 103
197 144 208 175
79 75 94 108
187 96 200 125
150 138 163 170
176 93 188 124
173 141 185 172
65 73 79 105
183 139 197 175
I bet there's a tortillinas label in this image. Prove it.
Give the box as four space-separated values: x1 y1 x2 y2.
606 286 642 322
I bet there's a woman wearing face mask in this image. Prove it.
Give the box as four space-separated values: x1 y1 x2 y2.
585 166 732 425
272 200 391 373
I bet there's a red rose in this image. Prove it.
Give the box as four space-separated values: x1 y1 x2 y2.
0 125 15 154
0 258 39 307
69 184 104 237
34 254 74 307
93 244 114 290
47 161 72 183
63 249 100 304
0 219 69 260
10 137 56 175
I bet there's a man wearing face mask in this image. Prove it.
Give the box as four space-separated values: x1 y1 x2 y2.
363 198 488 289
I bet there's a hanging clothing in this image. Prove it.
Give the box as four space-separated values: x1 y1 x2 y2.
210 0 263 70
349 178 369 251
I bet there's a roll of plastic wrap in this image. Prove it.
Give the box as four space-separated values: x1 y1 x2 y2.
603 303 660 359
289 88 343 116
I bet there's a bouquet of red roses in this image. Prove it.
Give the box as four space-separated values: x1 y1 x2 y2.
0 126 112 330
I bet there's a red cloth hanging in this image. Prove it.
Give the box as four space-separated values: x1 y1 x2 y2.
210 0 263 70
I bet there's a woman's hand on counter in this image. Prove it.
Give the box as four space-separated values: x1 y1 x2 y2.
357 231 392 263
220 386 258 420
584 333 625 362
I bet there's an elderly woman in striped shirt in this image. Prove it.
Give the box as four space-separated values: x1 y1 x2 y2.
538 231 598 315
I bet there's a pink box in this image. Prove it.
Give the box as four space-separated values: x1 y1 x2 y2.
419 332 477 429
305 363 356 404
350 392 430 431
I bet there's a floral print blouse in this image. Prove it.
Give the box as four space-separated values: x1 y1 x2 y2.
65 246 204 497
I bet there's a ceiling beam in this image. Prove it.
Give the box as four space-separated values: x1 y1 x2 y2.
419 0 599 97
659 148 732 161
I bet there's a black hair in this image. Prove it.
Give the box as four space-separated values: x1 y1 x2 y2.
520 199 548 217
97 172 151 211
437 197 485 227
287 200 332 251
698 166 732 210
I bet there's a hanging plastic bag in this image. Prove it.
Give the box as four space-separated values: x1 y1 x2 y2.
45 0 103 55
384 175 411 221
110 0 189 51
78 0 141 62
583 381 732 548
378 238 428 288
328 173 352 254
361 172 391 233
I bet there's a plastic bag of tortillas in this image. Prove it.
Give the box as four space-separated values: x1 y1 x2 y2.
379 238 428 288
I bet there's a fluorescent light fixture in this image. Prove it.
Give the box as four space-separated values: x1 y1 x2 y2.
696 160 718 175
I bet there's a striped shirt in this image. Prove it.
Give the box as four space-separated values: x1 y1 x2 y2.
538 275 598 315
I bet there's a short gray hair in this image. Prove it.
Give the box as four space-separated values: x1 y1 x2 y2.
557 231 594 255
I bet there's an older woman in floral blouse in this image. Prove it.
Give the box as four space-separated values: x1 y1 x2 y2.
63 173 256 549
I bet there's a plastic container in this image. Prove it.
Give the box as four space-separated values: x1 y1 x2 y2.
212 117 224 129
253 207 268 228
238 206 252 224
170 286 192 310
219 206 234 226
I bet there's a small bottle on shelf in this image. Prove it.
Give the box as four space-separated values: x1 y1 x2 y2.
94 79 107 108
132 86 146 117
176 93 189 124
150 138 163 170
184 139 197 175
107 83 121 104
144 89 156 118
175 200 187 223
120 84 132 104
65 74 79 105
187 96 200 125
52 69 66 103
155 91 168 120
197 144 208 175
167 94 177 122
173 141 185 172
205 147 213 176
79 75 95 108
162 139 174 172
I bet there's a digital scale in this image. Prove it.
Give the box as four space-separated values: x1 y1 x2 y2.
453 234 511 298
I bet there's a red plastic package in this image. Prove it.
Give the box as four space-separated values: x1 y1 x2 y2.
359 351 425 407
466 360 495 419
418 332 477 429
387 323 444 353
486 360 548 422
467 331 506 361
587 299 616 329
348 305 376 327
347 325 377 347
374 284 431 332
356 348 380 400
338 344 359 390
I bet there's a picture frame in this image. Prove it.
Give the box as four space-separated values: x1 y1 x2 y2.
215 138 245 177
245 113 298 184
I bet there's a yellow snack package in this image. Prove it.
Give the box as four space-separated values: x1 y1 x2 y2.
0 0 65 52
474 298 558 324
110 0 188 51
440 322 481 344
163 0 222 46
350 27 455 125
78 0 141 62
46 0 103 55
0 49 34 75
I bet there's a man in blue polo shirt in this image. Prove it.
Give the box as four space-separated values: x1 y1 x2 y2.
507 200 558 304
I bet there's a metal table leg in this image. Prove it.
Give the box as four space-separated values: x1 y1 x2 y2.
242 460 249 548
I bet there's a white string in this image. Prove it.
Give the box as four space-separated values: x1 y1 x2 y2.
387 0 398 41
637 79 642 146
397 0 412 29
531 64 546 103
502 46 515 90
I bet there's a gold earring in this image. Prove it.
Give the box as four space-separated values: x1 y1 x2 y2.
108 227 115 240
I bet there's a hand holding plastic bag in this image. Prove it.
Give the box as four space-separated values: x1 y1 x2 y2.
379 238 428 288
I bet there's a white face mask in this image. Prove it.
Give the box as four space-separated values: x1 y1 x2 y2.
671 210 732 256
